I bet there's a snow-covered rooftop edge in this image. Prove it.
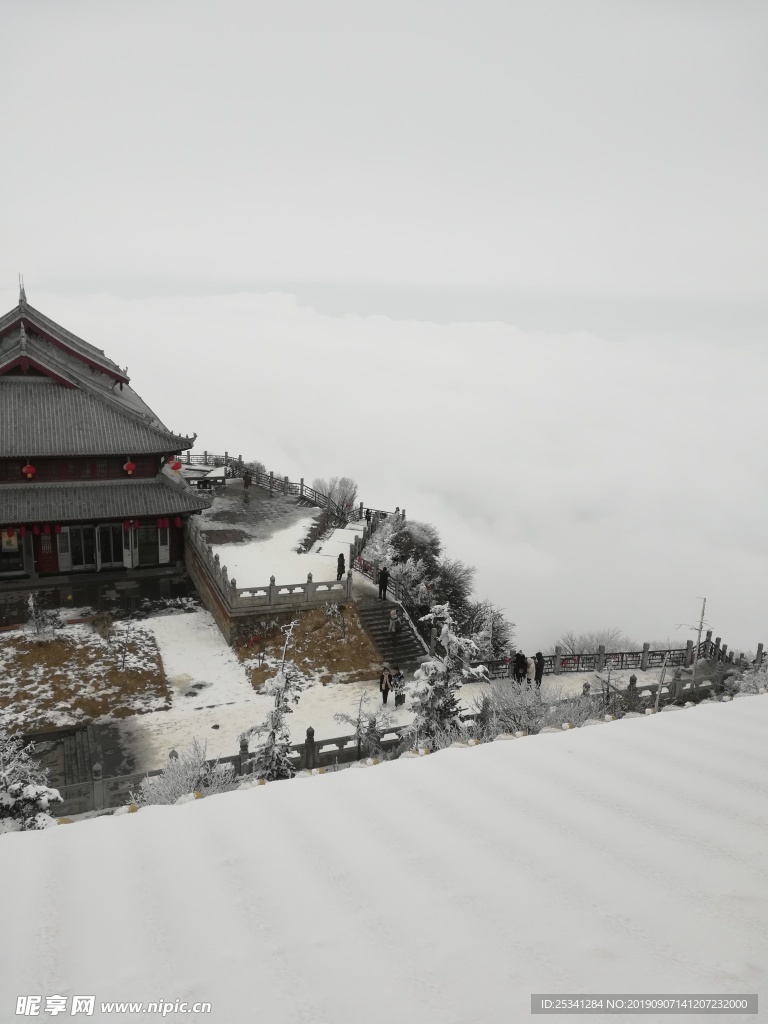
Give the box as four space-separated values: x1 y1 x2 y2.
2 695 766 1024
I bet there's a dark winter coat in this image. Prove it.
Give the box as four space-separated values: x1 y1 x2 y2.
379 670 392 693
379 568 390 588
534 652 545 684
514 652 527 679
337 554 345 572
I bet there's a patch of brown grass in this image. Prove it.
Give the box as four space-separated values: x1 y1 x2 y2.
0 624 169 732
236 604 381 688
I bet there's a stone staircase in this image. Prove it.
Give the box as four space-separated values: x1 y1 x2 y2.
356 598 429 670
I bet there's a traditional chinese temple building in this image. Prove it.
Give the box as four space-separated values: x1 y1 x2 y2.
0 286 210 583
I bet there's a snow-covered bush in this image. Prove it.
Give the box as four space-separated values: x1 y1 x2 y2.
470 682 548 737
0 733 62 833
27 592 62 640
131 739 237 806
334 692 396 759
731 667 767 695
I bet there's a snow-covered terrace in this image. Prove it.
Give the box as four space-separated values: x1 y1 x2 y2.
1 695 766 1023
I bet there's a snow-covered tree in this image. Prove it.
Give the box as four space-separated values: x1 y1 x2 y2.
132 738 237 806
550 627 638 655
0 733 62 833
462 599 515 659
242 621 308 781
391 520 441 570
312 476 358 514
388 556 429 604
410 603 474 741
361 515 398 567
431 558 476 623
334 692 395 759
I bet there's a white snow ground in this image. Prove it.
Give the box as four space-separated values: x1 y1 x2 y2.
121 608 604 771
211 515 365 588
2 695 766 1024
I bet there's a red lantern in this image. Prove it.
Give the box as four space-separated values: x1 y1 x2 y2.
123 519 130 530
123 460 136 475
171 460 182 472
174 516 183 528
43 524 51 536
32 524 40 536
20 526 27 538
6 527 14 539
54 524 61 535
21 463 36 479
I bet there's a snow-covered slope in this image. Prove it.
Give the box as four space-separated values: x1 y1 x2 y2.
2 698 766 1024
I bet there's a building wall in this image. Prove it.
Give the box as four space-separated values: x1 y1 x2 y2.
0 455 160 483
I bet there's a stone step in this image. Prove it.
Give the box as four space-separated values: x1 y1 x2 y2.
355 598 428 668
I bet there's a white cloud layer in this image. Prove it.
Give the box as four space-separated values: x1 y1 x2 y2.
3 286 764 654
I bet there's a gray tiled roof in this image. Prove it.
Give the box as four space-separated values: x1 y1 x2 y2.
0 380 192 457
0 479 212 524
0 302 126 378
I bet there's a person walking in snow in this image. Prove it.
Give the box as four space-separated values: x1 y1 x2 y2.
525 655 536 687
389 607 399 633
534 652 545 689
365 507 371 525
378 566 390 600
514 651 526 684
337 552 345 581
242 471 252 490
380 666 393 705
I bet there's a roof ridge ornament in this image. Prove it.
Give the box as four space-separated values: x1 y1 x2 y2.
18 273 27 307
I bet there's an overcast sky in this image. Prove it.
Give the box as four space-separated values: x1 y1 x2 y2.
1 1 766 651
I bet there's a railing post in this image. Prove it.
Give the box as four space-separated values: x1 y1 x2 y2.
640 642 650 672
239 737 249 776
721 643 728 662
225 451 229 472
359 501 364 519
705 629 713 657
204 449 208 465
304 727 316 770
346 570 353 601
756 642 764 668
430 626 437 656
300 477 304 497
185 450 191 464
306 572 315 603
727 648 734 663
269 471 274 493
684 639 693 667
284 475 289 494
268 575 278 606
554 645 562 675
401 508 406 520
714 637 721 660
597 644 605 671
92 762 104 812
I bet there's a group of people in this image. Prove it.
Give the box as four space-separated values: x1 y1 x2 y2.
513 650 545 688
379 665 405 705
